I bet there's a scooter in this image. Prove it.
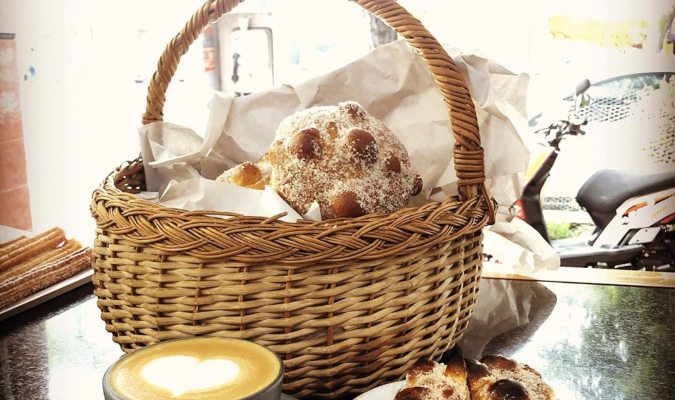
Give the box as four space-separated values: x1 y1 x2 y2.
515 79 675 270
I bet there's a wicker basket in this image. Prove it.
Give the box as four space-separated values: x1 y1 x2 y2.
90 0 495 398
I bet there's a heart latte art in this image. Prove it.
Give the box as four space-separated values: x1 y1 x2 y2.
140 355 240 397
106 338 282 400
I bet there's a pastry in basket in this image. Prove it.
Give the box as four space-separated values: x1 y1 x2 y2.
394 351 470 400
466 355 554 400
216 160 270 190
217 101 422 219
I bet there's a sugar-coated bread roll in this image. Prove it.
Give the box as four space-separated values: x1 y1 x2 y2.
466 356 554 400
267 101 421 219
217 101 422 219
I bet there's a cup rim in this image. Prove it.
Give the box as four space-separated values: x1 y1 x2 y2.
102 337 285 400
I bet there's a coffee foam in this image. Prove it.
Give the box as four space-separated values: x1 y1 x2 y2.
107 338 281 400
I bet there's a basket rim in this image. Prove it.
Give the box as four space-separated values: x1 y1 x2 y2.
92 158 491 265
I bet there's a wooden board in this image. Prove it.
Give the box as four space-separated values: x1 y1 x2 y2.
483 263 675 288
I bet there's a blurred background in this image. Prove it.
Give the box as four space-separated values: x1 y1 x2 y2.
1 0 673 244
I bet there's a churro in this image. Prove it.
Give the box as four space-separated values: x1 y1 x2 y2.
0 248 91 310
0 235 27 252
0 239 81 283
0 227 66 272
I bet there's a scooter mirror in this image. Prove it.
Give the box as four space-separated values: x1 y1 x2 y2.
575 78 591 96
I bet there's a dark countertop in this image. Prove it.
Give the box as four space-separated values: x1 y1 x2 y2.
1 279 673 399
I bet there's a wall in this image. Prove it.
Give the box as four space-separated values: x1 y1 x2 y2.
0 34 31 230
0 0 210 243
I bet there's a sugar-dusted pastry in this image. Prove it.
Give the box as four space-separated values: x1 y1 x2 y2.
394 351 470 400
466 356 554 400
216 101 422 219
216 161 269 190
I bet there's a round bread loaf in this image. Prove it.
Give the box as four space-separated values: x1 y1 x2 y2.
267 101 421 219
217 101 421 219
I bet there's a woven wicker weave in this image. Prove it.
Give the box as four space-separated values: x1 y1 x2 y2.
90 0 495 398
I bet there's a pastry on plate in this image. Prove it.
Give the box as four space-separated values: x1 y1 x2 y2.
466 355 554 400
394 351 469 400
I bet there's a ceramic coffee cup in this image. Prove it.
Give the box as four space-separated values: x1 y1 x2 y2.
102 337 284 400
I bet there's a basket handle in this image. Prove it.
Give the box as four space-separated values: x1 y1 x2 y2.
142 0 494 217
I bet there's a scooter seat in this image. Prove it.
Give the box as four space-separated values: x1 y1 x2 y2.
576 169 675 229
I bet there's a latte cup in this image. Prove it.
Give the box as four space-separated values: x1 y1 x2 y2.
102 337 284 400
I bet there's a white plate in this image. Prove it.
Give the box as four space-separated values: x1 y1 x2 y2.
354 381 406 400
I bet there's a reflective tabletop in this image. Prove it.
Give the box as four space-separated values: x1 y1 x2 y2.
459 279 675 400
1 279 673 399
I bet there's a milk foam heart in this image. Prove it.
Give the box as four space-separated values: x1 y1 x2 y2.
140 355 240 397
105 337 282 400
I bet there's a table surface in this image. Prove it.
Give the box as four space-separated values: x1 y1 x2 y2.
1 279 673 400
